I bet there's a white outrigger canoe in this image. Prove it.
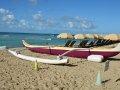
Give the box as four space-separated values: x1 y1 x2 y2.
8 50 69 64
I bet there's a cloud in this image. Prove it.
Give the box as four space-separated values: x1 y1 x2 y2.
0 8 16 25
61 16 95 30
28 0 38 6
0 8 96 33
32 12 96 32
28 0 48 7
0 8 10 14
2 14 15 24
32 12 57 29
32 12 45 25
79 20 95 29
46 18 57 27
67 21 74 28
0 8 31 29
17 19 30 28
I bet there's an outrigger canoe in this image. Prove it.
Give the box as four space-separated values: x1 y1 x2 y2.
22 40 120 59
8 50 69 64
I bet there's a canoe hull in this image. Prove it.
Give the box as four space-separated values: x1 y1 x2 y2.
22 40 120 58
28 47 119 58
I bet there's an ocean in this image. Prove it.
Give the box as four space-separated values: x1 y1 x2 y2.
0 32 67 48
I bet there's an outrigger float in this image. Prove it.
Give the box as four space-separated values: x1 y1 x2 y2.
8 50 69 64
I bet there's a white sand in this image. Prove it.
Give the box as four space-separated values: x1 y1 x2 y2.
0 48 120 90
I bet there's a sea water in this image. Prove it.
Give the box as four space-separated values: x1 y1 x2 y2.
0 32 89 48
0 32 73 48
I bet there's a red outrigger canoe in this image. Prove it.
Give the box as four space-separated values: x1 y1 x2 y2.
22 40 120 58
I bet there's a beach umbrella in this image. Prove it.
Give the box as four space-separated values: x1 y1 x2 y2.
104 34 120 41
57 33 74 39
101 34 106 37
85 34 95 39
74 34 86 39
94 34 103 39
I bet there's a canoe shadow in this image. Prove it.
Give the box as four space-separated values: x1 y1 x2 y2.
39 67 49 70
56 63 78 67
116 78 120 82
106 58 120 61
54 60 86 67
102 79 111 83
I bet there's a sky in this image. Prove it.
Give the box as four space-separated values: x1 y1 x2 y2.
0 0 120 34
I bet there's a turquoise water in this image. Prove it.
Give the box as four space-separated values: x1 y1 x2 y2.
0 32 75 48
0 32 91 48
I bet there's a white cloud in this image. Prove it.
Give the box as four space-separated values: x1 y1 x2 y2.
0 8 16 26
79 19 95 29
2 14 15 24
17 19 30 28
46 18 57 27
61 16 95 30
32 12 95 31
0 8 96 33
67 21 74 28
33 13 43 21
0 8 10 14
20 19 28 25
33 12 57 28
0 8 32 29
29 0 38 6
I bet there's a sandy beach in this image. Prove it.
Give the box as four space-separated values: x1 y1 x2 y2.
0 48 120 90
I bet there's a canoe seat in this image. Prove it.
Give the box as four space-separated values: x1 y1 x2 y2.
68 41 76 47
64 40 72 47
